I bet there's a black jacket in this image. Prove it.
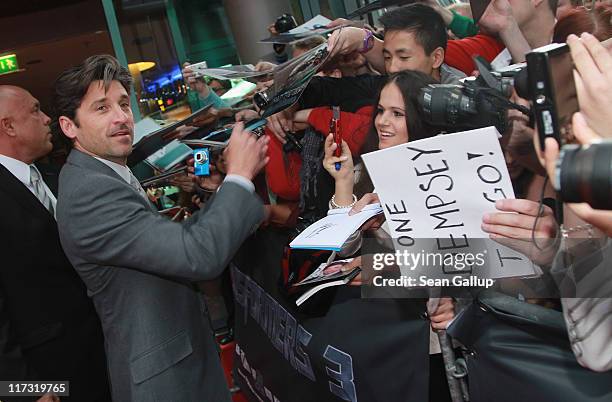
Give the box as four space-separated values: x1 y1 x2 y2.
0 163 110 401
299 75 386 112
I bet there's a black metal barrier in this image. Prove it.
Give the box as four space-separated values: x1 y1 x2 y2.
230 228 612 401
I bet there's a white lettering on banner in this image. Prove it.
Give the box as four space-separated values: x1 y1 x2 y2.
324 346 357 402
362 127 539 281
232 266 315 381
232 266 357 401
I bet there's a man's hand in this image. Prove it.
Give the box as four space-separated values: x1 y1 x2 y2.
266 106 298 144
255 61 277 72
235 109 260 122
196 162 224 192
479 0 514 34
480 0 531 62
504 99 547 176
567 33 612 139
161 125 196 141
420 0 454 26
542 112 612 236
182 62 209 97
428 297 455 331
327 27 367 58
223 122 270 181
542 111 601 189
169 173 196 193
191 108 233 127
482 198 558 265
267 23 279 36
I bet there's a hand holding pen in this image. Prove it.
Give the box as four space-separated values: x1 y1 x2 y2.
323 133 353 184
330 106 342 171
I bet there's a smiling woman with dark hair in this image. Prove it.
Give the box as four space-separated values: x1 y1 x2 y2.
321 69 455 402
324 70 438 205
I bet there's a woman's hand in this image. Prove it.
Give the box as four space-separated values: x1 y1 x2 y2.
323 133 353 183
341 256 363 286
349 193 380 215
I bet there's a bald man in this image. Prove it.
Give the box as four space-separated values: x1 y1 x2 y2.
0 85 110 401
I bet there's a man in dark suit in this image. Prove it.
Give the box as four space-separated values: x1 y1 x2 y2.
0 85 110 401
54 55 269 401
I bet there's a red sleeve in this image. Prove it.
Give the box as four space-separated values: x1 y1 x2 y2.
445 34 506 75
264 128 302 201
307 106 374 155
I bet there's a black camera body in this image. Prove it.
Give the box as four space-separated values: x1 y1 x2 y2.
522 44 611 210
416 56 521 134
418 81 511 134
525 43 578 149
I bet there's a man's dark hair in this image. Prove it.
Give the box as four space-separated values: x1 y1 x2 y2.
379 4 448 53
53 54 132 125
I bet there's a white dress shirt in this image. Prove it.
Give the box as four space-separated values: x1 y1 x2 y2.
94 156 133 184
0 153 57 211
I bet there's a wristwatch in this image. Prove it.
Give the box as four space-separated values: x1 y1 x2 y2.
359 29 374 54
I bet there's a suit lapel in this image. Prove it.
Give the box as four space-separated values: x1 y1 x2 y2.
0 164 55 223
68 150 158 213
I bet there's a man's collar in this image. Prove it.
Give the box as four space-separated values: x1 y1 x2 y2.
93 156 131 184
0 153 32 186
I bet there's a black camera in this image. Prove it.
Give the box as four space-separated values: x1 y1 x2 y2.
417 57 524 134
273 14 297 59
274 14 297 34
556 141 612 210
524 43 579 148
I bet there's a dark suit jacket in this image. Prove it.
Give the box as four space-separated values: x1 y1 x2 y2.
57 150 263 402
0 163 110 401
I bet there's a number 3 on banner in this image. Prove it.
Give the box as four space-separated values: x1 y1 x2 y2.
324 346 357 402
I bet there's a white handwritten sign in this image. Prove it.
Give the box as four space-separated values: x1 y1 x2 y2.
362 127 538 280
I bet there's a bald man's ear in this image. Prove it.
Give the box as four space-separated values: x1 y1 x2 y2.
431 47 445 70
58 116 77 140
0 117 16 137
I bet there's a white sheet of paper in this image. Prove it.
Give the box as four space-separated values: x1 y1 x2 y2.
289 15 333 34
134 117 162 145
362 127 538 280
290 203 383 251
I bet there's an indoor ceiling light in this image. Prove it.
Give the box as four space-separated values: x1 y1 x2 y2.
128 61 155 72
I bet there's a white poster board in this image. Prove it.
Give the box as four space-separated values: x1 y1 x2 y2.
362 127 538 281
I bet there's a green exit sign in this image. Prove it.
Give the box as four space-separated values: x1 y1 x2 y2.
0 54 19 76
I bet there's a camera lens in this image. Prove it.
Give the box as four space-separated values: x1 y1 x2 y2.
418 85 474 128
559 142 612 210
254 91 269 111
